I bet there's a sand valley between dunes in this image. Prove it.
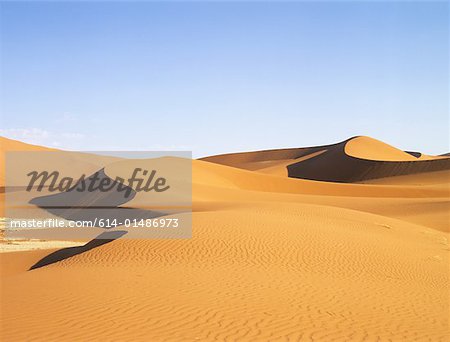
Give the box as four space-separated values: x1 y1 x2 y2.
0 136 449 341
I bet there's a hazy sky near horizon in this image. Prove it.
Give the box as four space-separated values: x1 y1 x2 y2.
0 1 448 157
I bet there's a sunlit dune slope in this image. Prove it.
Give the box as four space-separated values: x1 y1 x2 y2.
1 200 448 340
0 137 55 217
344 136 440 161
0 137 122 217
0 137 121 187
201 136 450 182
81 156 449 231
0 137 56 186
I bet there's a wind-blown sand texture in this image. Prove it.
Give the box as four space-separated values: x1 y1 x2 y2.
1 136 449 341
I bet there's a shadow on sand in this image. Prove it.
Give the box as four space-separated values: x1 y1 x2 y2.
29 168 168 225
29 230 127 270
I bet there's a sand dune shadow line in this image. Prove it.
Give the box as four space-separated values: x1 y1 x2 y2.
29 230 127 270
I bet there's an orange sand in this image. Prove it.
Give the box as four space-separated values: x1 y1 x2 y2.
0 136 449 341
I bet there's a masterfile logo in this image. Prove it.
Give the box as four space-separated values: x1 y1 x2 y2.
5 151 192 240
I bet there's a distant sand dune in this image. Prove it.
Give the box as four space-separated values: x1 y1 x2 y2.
201 136 450 182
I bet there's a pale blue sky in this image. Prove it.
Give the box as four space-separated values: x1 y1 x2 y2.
0 1 448 157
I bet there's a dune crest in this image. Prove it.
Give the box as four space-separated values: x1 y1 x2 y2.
201 136 450 182
345 136 418 161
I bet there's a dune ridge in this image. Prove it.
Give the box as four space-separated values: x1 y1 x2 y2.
201 136 450 182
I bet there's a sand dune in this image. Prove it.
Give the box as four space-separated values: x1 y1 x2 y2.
201 136 450 182
0 137 123 220
1 136 449 341
0 137 56 187
0 138 55 218
344 136 437 161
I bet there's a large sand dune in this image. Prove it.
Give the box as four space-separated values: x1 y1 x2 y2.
201 136 450 182
1 136 449 341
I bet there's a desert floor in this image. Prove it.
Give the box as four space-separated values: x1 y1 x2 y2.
0 136 449 341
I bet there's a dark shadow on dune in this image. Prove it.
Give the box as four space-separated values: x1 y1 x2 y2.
29 168 168 227
201 137 450 183
286 139 450 182
405 151 421 158
30 169 137 207
29 230 127 270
